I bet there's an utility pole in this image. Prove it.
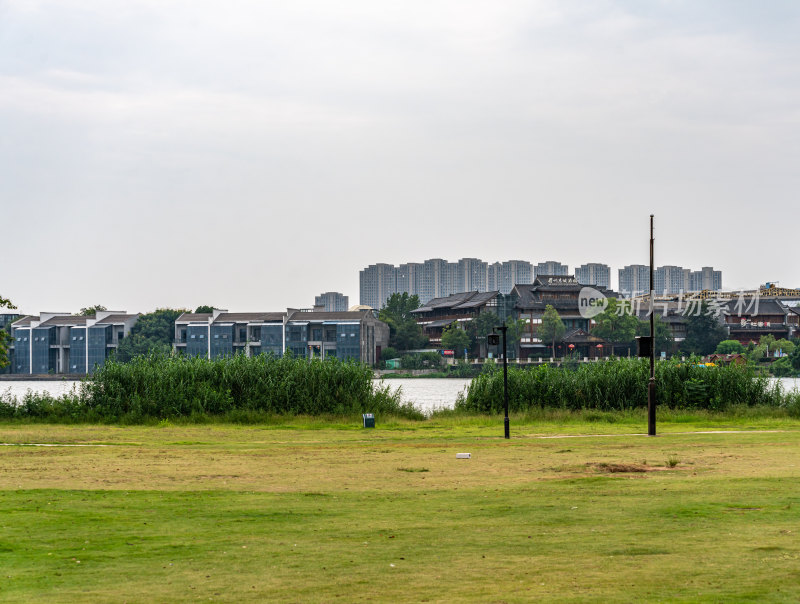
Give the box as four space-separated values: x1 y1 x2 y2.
488 326 510 439
501 324 509 439
648 214 656 436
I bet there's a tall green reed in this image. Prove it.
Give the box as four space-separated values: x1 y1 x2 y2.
0 353 420 422
456 357 783 413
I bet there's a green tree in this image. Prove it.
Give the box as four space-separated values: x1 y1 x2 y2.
749 343 768 363
466 311 499 357
379 293 426 351
504 317 528 359
115 308 187 362
775 339 796 356
715 339 745 355
0 295 17 369
380 346 399 362
539 304 565 358
791 346 800 371
680 303 728 356
441 323 470 355
591 298 639 355
771 356 795 377
78 305 107 316
636 315 674 356
759 334 776 356
194 305 215 314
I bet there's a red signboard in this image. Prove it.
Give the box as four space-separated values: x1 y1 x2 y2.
442 350 454 356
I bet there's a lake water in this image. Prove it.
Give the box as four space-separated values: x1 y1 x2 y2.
380 378 472 413
1 377 798 414
0 380 84 400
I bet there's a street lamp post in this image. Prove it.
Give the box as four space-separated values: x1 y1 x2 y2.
648 214 657 436
488 326 509 439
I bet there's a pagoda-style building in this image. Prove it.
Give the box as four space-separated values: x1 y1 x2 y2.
512 275 617 359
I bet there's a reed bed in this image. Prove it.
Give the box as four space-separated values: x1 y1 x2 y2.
0 353 420 422
457 357 786 413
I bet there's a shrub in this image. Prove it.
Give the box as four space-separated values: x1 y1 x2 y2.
0 353 421 422
456 357 783 413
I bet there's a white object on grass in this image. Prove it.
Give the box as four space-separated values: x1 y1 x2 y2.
456 453 471 459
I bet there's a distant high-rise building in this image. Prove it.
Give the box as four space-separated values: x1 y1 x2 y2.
456 258 488 293
688 266 722 292
575 263 611 289
654 265 690 295
487 262 501 292
420 258 448 303
314 292 349 312
359 263 397 309
361 258 722 305
534 261 568 279
618 264 650 297
397 263 424 299
500 260 533 294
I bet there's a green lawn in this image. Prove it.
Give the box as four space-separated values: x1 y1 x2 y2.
2 416 800 602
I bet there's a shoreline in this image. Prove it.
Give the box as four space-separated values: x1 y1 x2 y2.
0 375 83 382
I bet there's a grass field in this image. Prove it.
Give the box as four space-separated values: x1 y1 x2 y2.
2 414 800 602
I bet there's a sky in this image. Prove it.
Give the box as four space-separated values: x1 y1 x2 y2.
2 0 799 315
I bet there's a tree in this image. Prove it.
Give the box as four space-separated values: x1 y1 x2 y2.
771 356 795 377
0 295 17 369
715 339 745 355
504 317 528 359
775 339 796 357
115 308 187 362
680 302 728 356
759 334 776 356
636 316 674 356
748 343 768 363
379 293 426 351
441 323 470 355
539 304 565 358
590 299 638 355
194 305 215 314
466 311 499 357
790 346 800 372
78 305 107 316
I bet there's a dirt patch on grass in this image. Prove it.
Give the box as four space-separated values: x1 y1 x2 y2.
588 462 651 473
549 462 657 475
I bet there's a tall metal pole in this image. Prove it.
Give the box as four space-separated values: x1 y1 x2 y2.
501 324 509 439
648 215 657 436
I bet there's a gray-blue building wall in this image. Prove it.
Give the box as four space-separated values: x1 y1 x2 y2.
210 324 234 359
335 323 361 361
32 327 55 374
88 325 110 372
260 324 283 357
186 325 209 358
70 327 87 374
12 328 30 374
285 324 308 357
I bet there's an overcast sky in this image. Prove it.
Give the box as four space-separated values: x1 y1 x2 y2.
2 0 798 315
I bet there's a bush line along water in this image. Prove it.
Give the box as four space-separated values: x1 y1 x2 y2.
1 355 797 422
0 353 418 422
457 357 787 413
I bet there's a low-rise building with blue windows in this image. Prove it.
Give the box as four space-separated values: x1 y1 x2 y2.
174 308 389 365
8 312 139 375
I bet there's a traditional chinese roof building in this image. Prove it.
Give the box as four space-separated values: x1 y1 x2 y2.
512 276 617 359
722 298 792 344
561 328 608 359
410 290 509 348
